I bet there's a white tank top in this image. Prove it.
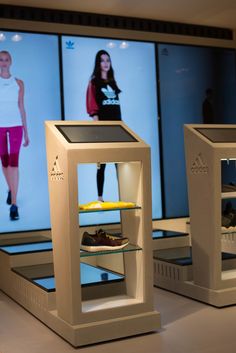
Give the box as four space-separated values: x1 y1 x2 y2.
0 76 22 127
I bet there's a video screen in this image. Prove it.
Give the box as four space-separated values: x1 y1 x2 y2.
62 36 162 225
196 128 236 143
56 124 138 143
0 31 61 233
158 44 236 218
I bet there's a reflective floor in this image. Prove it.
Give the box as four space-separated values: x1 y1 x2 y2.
0 286 235 353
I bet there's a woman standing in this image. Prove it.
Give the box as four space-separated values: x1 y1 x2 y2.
86 50 121 201
0 50 29 220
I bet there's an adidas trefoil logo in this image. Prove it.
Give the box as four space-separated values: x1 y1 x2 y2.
191 153 208 174
50 156 64 181
101 85 116 99
66 40 75 49
161 48 169 56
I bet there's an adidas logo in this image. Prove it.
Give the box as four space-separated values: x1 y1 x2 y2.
50 156 64 181
161 48 169 56
191 153 208 174
66 40 75 49
101 85 116 99
102 99 120 105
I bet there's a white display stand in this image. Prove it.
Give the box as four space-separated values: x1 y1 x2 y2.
0 120 160 347
44 120 160 346
154 124 236 307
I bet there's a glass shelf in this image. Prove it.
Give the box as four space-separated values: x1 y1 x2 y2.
0 241 52 255
14 263 125 292
152 229 189 239
79 205 141 214
0 241 142 257
221 191 236 199
221 227 236 234
80 243 142 257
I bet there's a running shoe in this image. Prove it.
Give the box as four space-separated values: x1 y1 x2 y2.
10 204 19 221
81 229 129 252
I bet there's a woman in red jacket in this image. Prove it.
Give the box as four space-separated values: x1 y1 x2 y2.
86 50 121 201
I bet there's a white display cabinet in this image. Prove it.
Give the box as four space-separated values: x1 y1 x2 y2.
154 124 236 307
44 120 160 346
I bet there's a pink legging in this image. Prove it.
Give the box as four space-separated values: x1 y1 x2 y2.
0 126 23 167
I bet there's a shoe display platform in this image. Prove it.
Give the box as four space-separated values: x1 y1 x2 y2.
0 236 130 344
154 246 236 307
12 261 125 292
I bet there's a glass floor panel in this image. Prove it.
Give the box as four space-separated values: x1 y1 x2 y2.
0 241 52 254
155 246 236 266
33 263 124 292
152 229 189 239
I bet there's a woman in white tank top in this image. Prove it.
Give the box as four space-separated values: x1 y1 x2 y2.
0 50 29 220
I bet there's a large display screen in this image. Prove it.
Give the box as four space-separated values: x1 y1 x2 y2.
0 31 61 233
62 36 162 225
158 44 236 217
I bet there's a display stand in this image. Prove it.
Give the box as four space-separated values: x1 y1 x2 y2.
44 120 160 345
0 121 160 346
154 124 236 307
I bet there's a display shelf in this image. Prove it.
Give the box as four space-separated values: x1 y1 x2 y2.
152 229 189 239
80 243 142 257
155 247 236 265
82 295 142 313
221 269 236 281
31 263 124 292
79 205 141 213
221 227 236 234
12 262 124 293
0 241 52 255
0 240 141 258
221 192 236 199
0 235 50 247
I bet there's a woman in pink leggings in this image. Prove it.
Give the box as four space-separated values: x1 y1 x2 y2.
0 51 29 220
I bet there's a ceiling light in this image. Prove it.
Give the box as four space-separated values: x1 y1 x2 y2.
0 33 6 41
107 42 116 49
120 41 129 49
11 34 23 42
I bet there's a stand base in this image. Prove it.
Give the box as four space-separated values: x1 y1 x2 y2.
47 309 161 346
154 258 236 307
0 254 161 347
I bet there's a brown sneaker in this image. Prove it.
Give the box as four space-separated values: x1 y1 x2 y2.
81 229 129 252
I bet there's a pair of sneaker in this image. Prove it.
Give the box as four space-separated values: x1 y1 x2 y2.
81 229 129 252
6 191 19 221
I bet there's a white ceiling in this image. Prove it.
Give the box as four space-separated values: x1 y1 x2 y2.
1 0 236 29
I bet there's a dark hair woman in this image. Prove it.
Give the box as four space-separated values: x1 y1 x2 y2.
86 50 122 201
